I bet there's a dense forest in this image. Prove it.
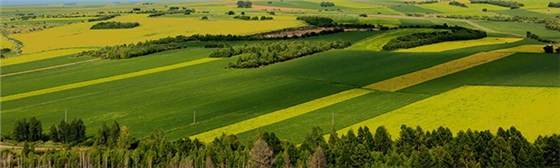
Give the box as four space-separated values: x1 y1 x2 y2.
470 0 524 9
3 117 560 167
449 1 468 8
90 21 140 29
209 41 351 68
382 28 487 51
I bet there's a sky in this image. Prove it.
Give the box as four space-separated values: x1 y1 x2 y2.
0 0 136 6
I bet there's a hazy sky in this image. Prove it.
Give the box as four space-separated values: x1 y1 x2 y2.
1 0 139 6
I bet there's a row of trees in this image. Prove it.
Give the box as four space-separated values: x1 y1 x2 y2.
404 0 438 5
11 117 86 144
90 21 140 29
3 117 560 167
208 40 351 68
237 0 253 8
383 28 487 50
320 2 335 7
296 16 334 27
470 0 524 9
87 14 119 22
449 1 468 8
543 45 560 54
550 2 560 8
233 15 274 20
12 117 42 142
526 31 559 44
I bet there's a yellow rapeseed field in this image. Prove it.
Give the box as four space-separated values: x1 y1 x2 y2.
191 88 371 142
492 45 545 53
397 37 522 52
10 14 305 53
1 36 15 49
0 58 218 102
339 85 560 141
0 48 92 66
365 52 513 91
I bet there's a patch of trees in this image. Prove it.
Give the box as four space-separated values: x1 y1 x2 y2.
208 41 351 68
405 0 439 5
383 27 487 51
4 117 560 168
87 14 119 22
49 119 87 144
449 1 468 8
12 117 43 142
545 19 560 32
320 1 335 7
296 16 334 27
90 21 140 29
359 13 368 17
204 42 231 48
148 13 166 17
226 10 235 15
470 0 524 9
527 31 559 44
550 2 560 8
237 0 253 8
233 15 273 20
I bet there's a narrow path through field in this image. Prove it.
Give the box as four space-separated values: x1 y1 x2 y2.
0 58 219 103
191 89 371 142
1 58 99 77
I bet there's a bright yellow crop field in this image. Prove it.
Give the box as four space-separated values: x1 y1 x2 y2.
10 14 305 53
1 36 15 49
365 52 513 91
0 48 91 66
191 88 371 142
347 29 443 51
0 58 218 102
397 37 522 52
493 45 546 53
340 85 560 141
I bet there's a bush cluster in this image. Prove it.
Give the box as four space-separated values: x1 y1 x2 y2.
449 1 468 8
90 21 140 29
87 14 119 22
296 16 334 27
320 1 335 7
382 27 487 51
549 2 560 8
209 41 351 68
237 0 252 8
233 15 273 20
470 0 524 9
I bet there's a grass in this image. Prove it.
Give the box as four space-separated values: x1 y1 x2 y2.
397 37 522 52
473 20 560 40
0 48 92 66
389 5 441 14
1 56 95 75
340 85 560 141
365 52 514 91
10 14 305 53
418 3 498 16
1 58 218 102
191 88 371 142
347 29 445 51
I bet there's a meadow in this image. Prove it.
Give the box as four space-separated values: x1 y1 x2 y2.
1 0 559 150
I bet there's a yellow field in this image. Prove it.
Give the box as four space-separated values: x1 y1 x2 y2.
1 36 15 49
0 48 92 66
0 58 218 102
191 88 371 142
398 37 522 52
339 86 560 141
365 52 513 91
347 29 442 51
10 14 305 53
492 45 545 53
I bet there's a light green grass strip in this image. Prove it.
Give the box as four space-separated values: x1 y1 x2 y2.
1 58 218 102
191 88 371 142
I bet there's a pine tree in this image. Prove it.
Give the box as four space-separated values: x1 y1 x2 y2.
374 126 392 154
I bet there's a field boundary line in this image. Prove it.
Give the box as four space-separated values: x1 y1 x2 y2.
191 88 371 142
1 59 100 77
364 52 514 91
0 58 219 102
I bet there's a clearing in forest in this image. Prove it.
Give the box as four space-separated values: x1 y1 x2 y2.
339 85 560 141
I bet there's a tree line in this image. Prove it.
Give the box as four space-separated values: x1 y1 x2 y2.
382 27 487 51
3 117 560 167
543 45 560 54
11 117 86 144
87 14 119 22
470 0 524 9
449 1 468 8
90 21 140 29
550 2 560 8
209 40 351 68
526 31 559 44
233 15 274 20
